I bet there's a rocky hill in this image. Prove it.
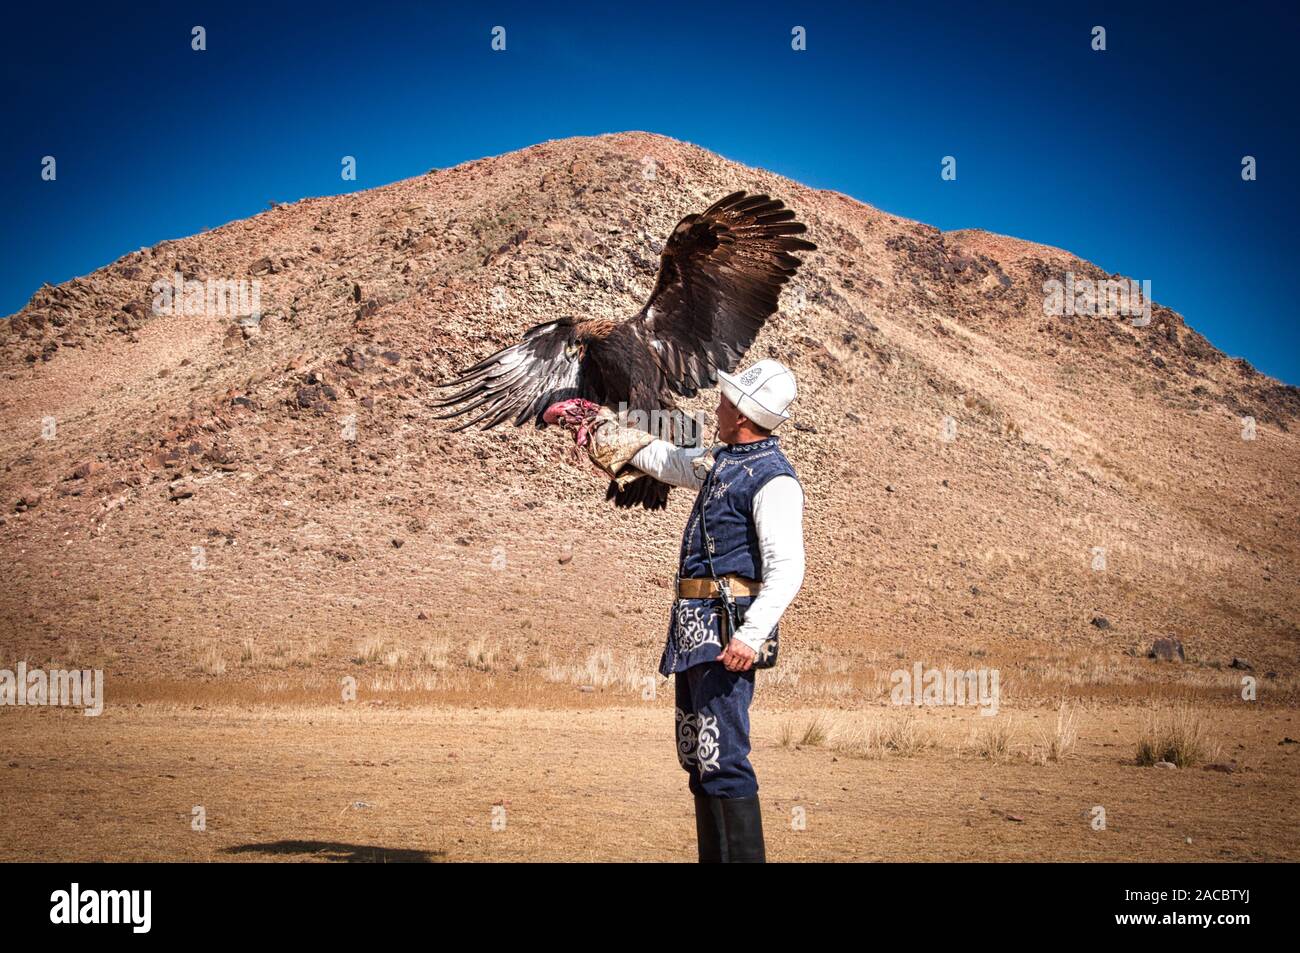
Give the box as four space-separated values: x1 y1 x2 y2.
2 132 1296 693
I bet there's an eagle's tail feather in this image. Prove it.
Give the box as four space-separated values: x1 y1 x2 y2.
606 476 670 511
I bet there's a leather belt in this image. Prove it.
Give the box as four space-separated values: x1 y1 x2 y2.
676 574 763 599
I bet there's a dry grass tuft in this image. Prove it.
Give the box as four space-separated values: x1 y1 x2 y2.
1135 704 1218 767
798 711 830 746
778 711 832 748
1044 701 1080 762
197 644 226 677
465 640 497 672
418 639 449 670
828 709 935 758
974 715 1017 761
539 651 649 694
352 637 385 666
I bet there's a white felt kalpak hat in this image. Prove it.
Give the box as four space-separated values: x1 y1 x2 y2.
716 359 797 431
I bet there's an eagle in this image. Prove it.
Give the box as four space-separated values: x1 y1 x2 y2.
432 190 816 510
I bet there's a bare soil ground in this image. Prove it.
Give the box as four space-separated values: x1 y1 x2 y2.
2 698 1295 862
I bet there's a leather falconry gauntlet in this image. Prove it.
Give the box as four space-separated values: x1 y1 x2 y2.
588 405 659 487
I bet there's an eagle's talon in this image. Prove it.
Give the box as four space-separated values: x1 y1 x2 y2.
544 398 603 447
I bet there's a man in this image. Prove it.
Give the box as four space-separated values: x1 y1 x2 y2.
567 358 805 862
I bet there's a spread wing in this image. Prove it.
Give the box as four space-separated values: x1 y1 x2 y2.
432 319 591 431
629 191 816 397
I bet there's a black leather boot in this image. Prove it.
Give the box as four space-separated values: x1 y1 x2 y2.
693 794 728 863
720 795 766 863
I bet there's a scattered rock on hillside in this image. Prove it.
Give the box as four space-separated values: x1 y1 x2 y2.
1148 637 1186 662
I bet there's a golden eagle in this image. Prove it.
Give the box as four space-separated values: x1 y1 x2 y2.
432 191 816 509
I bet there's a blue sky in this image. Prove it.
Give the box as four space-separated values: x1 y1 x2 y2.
2 1 1296 382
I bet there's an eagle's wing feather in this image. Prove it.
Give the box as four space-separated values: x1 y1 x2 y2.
629 191 817 397
432 320 587 431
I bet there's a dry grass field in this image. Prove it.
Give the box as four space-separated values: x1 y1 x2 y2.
1 666 1296 862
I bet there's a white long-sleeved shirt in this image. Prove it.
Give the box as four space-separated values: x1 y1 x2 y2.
630 439 806 654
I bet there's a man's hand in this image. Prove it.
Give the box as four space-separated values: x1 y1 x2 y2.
717 638 756 672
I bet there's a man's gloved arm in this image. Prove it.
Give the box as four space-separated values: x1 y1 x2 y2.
585 407 659 486
544 398 712 490
731 475 805 653
629 440 710 490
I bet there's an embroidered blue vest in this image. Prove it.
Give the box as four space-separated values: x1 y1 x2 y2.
658 434 801 676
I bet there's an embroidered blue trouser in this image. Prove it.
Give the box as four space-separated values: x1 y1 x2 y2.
674 661 758 798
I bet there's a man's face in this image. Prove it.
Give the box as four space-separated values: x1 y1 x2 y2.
716 392 740 442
